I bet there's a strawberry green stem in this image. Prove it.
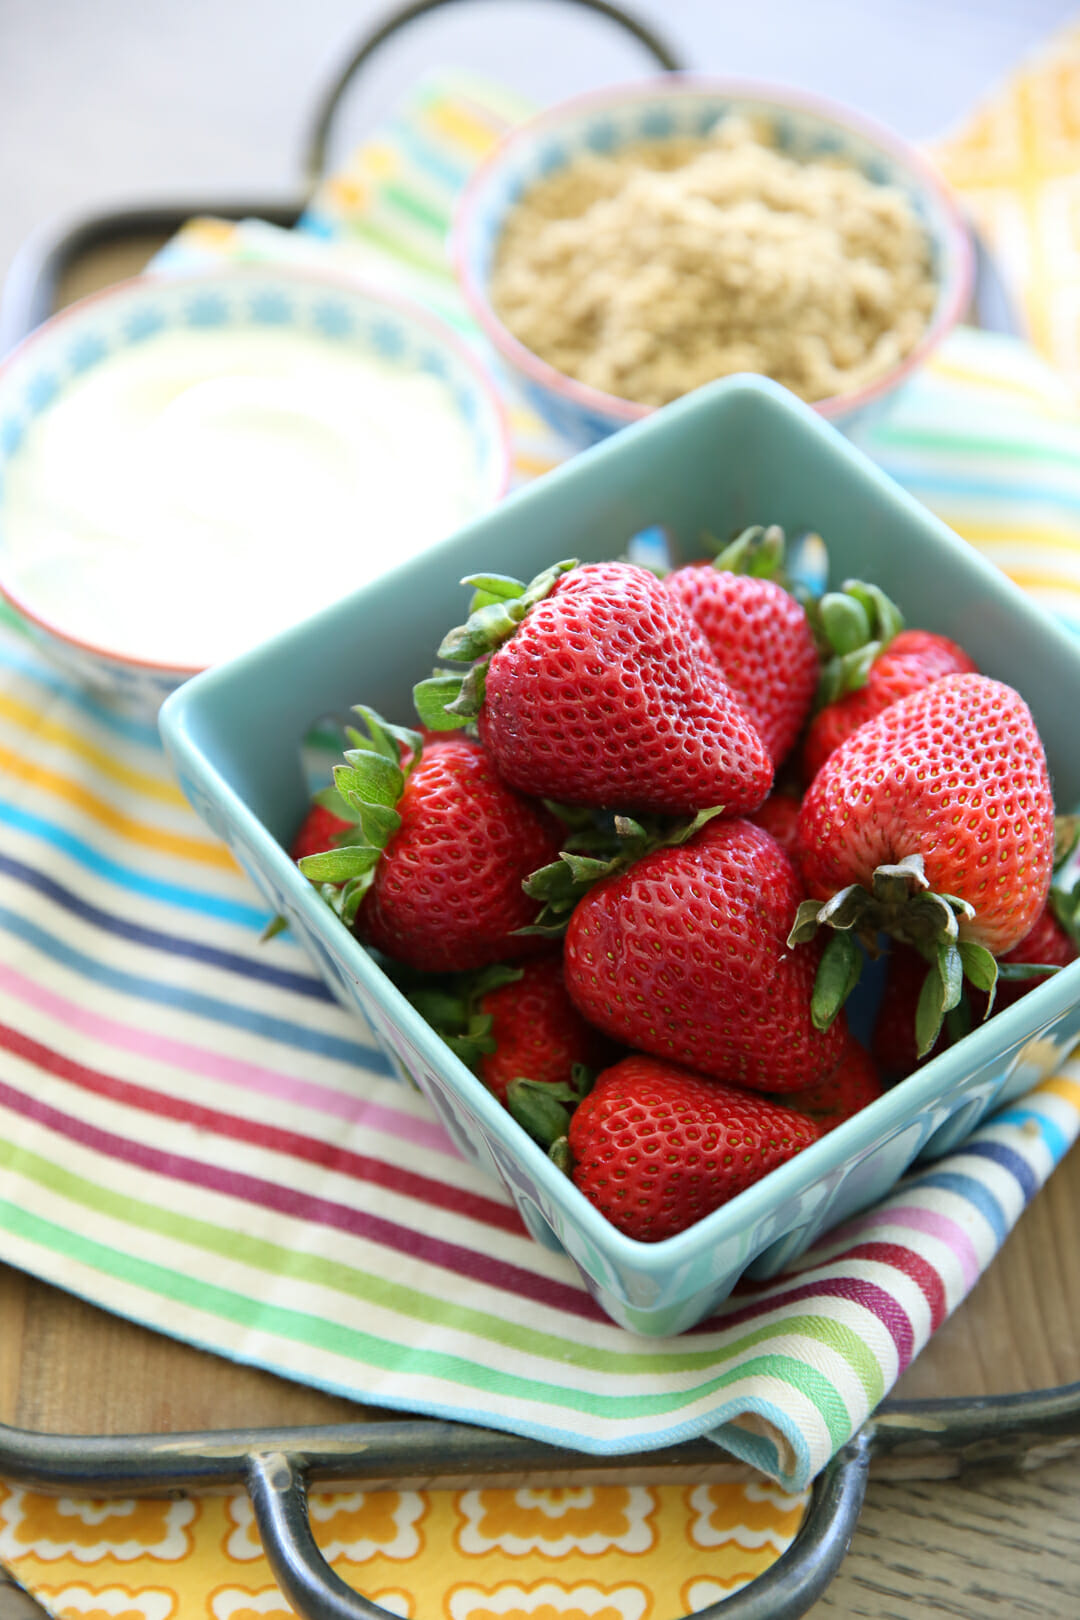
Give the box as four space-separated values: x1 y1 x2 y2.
811 580 905 707
789 852 1000 1055
711 524 787 580
413 559 578 730
296 706 422 927
507 1066 595 1147
404 963 523 1070
520 807 725 937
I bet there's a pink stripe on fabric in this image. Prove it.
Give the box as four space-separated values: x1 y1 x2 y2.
0 959 453 1154
856 1203 981 1290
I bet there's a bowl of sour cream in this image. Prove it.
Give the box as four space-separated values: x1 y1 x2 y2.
0 267 512 705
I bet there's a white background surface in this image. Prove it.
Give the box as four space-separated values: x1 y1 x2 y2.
0 0 1076 296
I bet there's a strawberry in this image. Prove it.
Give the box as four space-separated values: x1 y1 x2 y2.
872 906 1077 1083
979 903 1078 1016
562 817 848 1093
804 629 978 781
664 530 819 766
415 559 773 816
872 945 934 1079
749 788 803 858
289 803 354 862
802 580 976 783
296 709 562 974
779 1034 883 1134
794 673 1056 1054
474 955 616 1104
565 1054 820 1241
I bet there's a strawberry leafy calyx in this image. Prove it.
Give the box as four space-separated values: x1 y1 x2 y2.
699 523 821 616
520 807 725 938
1050 813 1080 948
507 1064 596 1148
710 523 788 582
811 580 905 708
788 852 1002 1056
412 559 578 731
296 706 422 927
404 963 523 1070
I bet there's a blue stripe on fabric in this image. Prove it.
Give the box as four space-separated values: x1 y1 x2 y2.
0 641 163 748
391 121 471 194
871 458 1080 512
0 799 267 929
988 1106 1070 1162
906 1170 1009 1244
960 1139 1041 1204
0 847 333 1002
0 905 393 1071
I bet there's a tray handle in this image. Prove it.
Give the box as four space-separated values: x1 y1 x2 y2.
301 0 686 189
245 1436 871 1620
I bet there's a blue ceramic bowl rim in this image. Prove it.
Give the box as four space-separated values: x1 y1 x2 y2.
0 264 513 679
159 373 1080 1285
452 74 976 428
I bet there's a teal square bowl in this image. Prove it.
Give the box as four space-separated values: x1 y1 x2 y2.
159 375 1080 1337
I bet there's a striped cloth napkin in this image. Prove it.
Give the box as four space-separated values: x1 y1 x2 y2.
4 28 1080 1520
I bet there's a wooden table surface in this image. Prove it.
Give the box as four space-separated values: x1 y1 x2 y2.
4 243 1080 1620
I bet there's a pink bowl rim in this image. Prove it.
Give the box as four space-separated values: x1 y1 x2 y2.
0 264 514 678
452 73 976 428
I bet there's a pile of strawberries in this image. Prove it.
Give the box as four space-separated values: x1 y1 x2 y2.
291 527 1075 1244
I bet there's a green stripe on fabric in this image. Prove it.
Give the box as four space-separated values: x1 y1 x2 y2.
344 215 451 275
0 1192 851 1440
872 426 1080 468
0 1135 868 1413
381 180 452 235
0 602 33 639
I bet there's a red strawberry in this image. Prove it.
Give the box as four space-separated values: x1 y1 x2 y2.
993 904 1078 1010
566 1055 820 1241
873 904 1077 1082
804 628 977 782
872 945 933 1079
289 803 354 862
798 674 1054 954
664 565 818 765
563 817 847 1093
415 559 773 816
749 788 803 858
297 711 562 974
779 1035 883 1134
795 673 1056 1054
475 955 616 1104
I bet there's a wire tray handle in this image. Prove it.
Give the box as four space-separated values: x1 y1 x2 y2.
246 1439 870 1620
302 0 686 190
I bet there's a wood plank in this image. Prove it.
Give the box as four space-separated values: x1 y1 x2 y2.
809 1452 1080 1618
0 1264 378 1434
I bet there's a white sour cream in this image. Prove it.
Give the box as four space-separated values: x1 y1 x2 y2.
1 329 491 668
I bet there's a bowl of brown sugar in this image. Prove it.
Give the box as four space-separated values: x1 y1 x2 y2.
452 78 974 448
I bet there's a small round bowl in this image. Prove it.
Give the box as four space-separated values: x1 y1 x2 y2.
0 266 512 708
452 77 975 450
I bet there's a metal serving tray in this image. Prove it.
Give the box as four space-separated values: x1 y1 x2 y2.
1 3 1075 1617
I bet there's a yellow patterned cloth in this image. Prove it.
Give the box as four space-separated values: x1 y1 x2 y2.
7 18 1080 1620
930 17 1080 389
0 1476 806 1617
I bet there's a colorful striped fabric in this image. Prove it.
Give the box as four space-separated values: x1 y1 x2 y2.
4 65 1080 1504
